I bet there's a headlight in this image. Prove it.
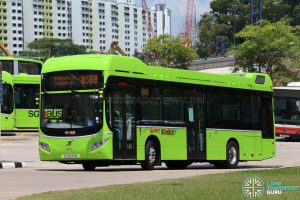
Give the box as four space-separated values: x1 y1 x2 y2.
92 139 108 151
39 141 51 152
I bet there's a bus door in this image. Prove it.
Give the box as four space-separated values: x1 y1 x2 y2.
111 86 136 160
186 91 206 160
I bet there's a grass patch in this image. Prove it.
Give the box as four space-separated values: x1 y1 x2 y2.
18 167 300 200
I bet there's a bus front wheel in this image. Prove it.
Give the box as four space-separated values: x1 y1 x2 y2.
141 140 157 170
82 162 96 171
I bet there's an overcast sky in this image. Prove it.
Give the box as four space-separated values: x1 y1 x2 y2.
144 0 212 36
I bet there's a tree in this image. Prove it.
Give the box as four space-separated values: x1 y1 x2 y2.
263 0 290 22
197 0 300 58
18 50 40 58
197 14 218 58
27 38 87 58
197 0 249 58
233 19 300 84
143 34 198 69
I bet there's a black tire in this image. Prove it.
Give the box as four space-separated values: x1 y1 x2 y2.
82 162 96 171
213 141 239 169
225 141 239 169
141 140 157 170
165 161 190 169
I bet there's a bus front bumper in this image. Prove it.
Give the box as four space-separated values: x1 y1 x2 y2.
39 135 113 161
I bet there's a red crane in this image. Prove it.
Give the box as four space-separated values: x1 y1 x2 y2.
184 0 196 46
142 0 154 38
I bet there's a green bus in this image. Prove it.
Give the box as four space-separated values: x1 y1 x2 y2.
1 71 14 130
1 72 40 130
0 56 42 75
39 55 275 170
0 56 42 130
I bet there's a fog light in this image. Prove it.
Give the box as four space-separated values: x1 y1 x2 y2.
39 141 50 152
92 139 108 151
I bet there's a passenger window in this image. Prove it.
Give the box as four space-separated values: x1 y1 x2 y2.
138 86 162 125
162 88 184 125
19 61 41 75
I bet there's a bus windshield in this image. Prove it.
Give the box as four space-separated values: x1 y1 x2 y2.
1 84 14 114
41 92 102 135
274 97 300 125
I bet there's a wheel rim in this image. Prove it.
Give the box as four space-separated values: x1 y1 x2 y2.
228 146 237 165
148 147 156 164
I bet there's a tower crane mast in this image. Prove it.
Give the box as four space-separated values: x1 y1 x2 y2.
142 0 154 38
183 0 196 46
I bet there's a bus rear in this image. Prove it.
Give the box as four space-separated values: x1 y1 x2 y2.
274 87 300 140
1 71 15 130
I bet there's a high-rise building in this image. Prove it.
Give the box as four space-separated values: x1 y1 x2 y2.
0 0 24 55
0 0 171 56
151 3 171 36
23 0 73 51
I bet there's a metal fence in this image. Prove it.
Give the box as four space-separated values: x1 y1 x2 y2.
188 56 235 71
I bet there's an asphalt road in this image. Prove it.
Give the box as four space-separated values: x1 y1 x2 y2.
0 132 300 200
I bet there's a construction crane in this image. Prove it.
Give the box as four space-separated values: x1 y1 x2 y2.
108 41 126 56
183 0 196 47
250 0 262 24
0 43 13 57
142 0 154 39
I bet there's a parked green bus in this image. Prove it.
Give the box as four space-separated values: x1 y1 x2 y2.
1 72 40 130
39 55 275 170
1 71 15 130
0 56 42 130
